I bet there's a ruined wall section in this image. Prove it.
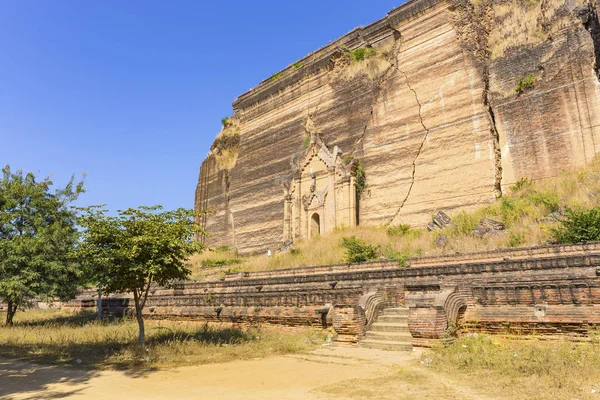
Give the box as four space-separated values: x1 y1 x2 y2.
491 27 600 188
196 0 600 254
196 0 499 253
450 0 600 189
362 4 498 226
68 243 600 345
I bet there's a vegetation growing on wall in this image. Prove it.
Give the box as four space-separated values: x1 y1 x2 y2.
333 41 395 81
514 73 537 94
453 0 584 59
303 136 311 149
269 71 283 82
347 47 377 62
211 117 240 170
192 156 600 275
355 161 367 197
342 156 367 197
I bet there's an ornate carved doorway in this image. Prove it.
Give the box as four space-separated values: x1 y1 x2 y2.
283 134 357 242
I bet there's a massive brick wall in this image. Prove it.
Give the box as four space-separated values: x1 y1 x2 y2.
195 0 600 254
68 242 600 346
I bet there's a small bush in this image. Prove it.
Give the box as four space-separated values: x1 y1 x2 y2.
292 61 303 69
269 71 282 82
215 245 230 253
510 177 533 191
387 224 412 237
349 47 376 62
515 73 536 94
289 247 301 256
552 206 600 243
220 117 230 127
341 236 378 263
383 244 409 267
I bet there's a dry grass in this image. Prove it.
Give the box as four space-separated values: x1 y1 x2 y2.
319 335 600 399
212 118 240 170
424 334 600 399
333 41 395 82
0 309 326 370
190 157 600 277
489 0 583 59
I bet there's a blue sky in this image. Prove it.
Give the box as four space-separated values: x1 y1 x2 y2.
0 0 403 211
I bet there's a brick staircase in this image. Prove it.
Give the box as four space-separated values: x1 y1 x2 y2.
358 307 413 351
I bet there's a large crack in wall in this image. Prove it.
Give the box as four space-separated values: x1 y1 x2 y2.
386 67 431 226
386 32 432 226
355 61 399 156
483 67 503 198
449 0 503 198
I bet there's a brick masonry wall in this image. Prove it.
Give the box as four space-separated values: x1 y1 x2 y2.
66 242 600 346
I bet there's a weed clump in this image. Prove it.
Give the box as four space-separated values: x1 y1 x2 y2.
515 73 537 94
348 47 377 62
387 224 413 237
341 236 378 263
269 71 282 82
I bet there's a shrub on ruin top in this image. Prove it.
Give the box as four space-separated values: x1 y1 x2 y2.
552 206 600 244
348 47 376 62
341 236 378 263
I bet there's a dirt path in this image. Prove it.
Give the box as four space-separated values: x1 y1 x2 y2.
0 347 491 400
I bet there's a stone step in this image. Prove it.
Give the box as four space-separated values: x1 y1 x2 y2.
370 323 410 333
364 331 413 342
380 308 409 317
375 315 409 323
358 339 413 352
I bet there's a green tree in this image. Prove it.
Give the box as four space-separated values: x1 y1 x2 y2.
0 166 84 325
78 205 204 345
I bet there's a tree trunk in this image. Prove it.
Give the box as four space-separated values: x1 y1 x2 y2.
5 301 16 326
133 290 145 345
97 287 103 320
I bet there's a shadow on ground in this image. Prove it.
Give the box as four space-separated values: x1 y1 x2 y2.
0 357 97 399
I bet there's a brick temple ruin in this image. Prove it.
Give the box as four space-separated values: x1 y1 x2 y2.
67 0 600 347
195 0 600 255
68 242 600 349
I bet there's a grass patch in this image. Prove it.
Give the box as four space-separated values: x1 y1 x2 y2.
425 334 600 399
0 309 325 370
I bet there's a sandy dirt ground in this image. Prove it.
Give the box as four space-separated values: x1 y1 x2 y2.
0 347 418 400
